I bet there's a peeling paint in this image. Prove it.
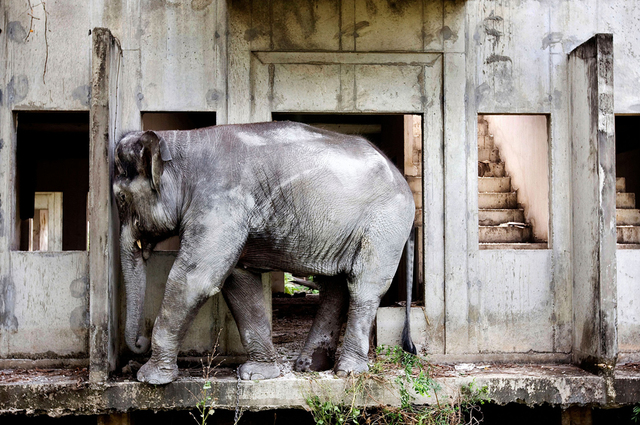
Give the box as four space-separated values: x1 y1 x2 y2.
72 85 91 107
244 28 259 41
7 75 29 104
191 0 213 11
70 277 88 299
206 89 221 105
440 26 457 42
485 54 512 64
69 305 89 337
542 32 563 50
0 276 19 332
7 21 27 43
476 82 491 106
0 195 3 237
136 90 144 109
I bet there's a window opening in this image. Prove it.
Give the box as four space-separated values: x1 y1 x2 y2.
17 112 90 251
141 112 216 251
615 115 640 246
271 113 424 308
477 115 549 248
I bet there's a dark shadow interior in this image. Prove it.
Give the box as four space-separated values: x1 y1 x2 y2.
141 111 216 132
17 111 90 251
272 113 424 307
616 115 640 197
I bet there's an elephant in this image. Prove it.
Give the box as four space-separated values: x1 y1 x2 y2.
113 121 416 385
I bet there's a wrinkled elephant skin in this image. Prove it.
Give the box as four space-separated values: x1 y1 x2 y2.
113 121 415 384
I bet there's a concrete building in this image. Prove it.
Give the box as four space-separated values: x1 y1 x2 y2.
1 0 640 422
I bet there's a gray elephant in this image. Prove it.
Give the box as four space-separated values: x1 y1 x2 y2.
113 121 416 384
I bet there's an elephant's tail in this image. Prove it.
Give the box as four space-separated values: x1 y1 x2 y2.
401 226 417 355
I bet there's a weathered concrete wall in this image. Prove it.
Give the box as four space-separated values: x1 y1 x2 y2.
485 115 550 242
2 0 640 372
2 252 88 358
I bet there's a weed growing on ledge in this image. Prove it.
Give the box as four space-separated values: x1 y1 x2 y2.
305 345 489 425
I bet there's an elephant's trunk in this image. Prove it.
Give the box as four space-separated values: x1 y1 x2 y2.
121 224 151 354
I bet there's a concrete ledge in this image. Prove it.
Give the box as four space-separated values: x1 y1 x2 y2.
0 365 627 417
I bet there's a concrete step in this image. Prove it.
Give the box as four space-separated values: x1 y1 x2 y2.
617 192 636 209
617 177 626 193
479 225 532 243
478 148 500 162
479 209 525 226
616 209 640 226
478 161 505 177
479 192 517 209
479 177 511 193
617 226 640 244
477 134 495 150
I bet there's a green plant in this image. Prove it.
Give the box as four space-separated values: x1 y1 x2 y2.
189 353 218 425
633 405 640 422
305 345 489 425
284 273 320 295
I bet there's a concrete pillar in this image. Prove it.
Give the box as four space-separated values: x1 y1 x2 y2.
89 28 122 382
561 406 592 425
269 271 285 294
569 34 617 373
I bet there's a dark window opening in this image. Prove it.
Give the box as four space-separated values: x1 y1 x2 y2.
272 113 424 308
141 112 216 132
17 112 90 251
615 115 640 245
142 112 216 250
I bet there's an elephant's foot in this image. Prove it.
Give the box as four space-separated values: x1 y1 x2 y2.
239 360 280 381
334 356 369 378
295 347 335 372
137 360 179 385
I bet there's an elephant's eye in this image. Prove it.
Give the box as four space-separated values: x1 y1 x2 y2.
118 193 126 203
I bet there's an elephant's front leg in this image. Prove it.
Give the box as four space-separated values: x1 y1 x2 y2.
137 265 216 384
137 224 245 384
222 268 280 380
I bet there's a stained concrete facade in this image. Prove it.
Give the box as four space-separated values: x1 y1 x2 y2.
1 0 640 414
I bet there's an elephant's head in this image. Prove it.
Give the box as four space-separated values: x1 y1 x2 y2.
113 130 173 354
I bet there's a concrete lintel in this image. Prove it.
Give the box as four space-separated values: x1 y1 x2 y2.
253 51 441 67
0 366 615 417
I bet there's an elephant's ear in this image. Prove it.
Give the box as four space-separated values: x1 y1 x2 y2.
139 131 172 192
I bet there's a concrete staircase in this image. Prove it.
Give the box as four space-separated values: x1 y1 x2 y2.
616 177 640 244
478 117 532 244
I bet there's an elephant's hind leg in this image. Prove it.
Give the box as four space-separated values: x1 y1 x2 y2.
295 276 349 372
222 268 280 380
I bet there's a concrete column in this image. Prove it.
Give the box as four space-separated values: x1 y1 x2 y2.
89 28 122 382
569 34 617 372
